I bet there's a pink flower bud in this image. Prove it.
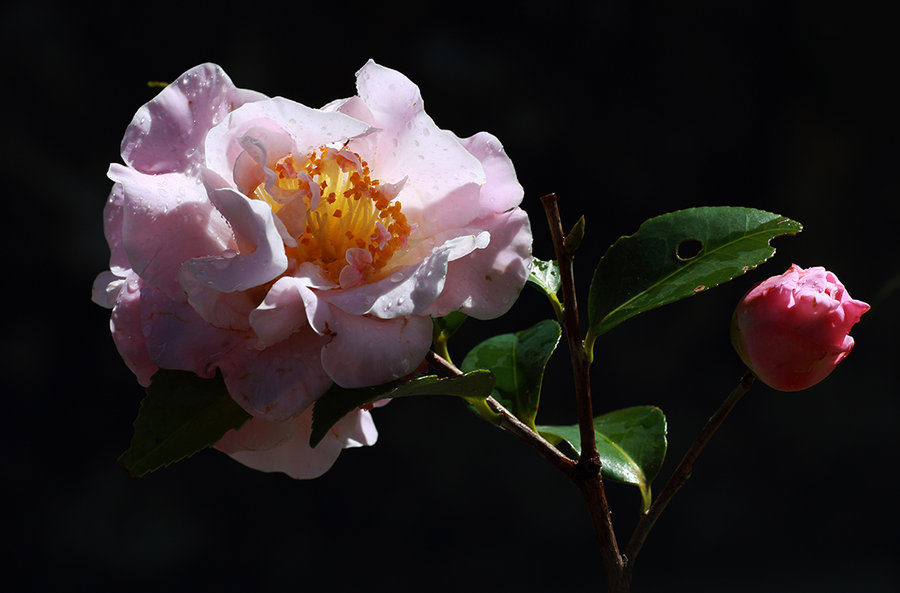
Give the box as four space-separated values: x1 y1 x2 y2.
731 264 869 391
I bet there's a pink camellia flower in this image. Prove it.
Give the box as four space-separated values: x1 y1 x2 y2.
730 264 869 391
93 61 532 478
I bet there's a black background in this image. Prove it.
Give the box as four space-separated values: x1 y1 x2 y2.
3 1 898 591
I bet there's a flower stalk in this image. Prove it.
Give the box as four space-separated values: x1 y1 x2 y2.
539 193 627 592
426 351 576 477
623 369 756 577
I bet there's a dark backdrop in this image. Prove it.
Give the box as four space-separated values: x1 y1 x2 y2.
3 1 897 591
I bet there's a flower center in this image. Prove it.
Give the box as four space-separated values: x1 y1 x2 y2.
251 146 410 285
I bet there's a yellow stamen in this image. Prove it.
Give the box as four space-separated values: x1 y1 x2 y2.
250 146 410 284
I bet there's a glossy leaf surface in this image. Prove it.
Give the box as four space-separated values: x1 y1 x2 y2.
527 257 562 299
461 320 561 430
539 406 667 511
587 207 801 343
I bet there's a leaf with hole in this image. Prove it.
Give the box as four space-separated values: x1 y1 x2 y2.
460 320 562 431
539 406 667 511
310 371 495 447
118 370 251 477
587 207 801 347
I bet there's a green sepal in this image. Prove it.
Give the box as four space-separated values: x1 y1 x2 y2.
433 311 467 341
460 320 562 431
539 406 667 512
118 370 251 477
310 371 495 447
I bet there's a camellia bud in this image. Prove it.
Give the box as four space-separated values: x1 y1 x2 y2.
730 264 869 391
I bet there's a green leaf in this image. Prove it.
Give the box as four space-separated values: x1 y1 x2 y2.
527 257 561 297
527 257 564 321
539 406 667 512
587 207 801 344
311 371 495 447
118 370 251 477
460 320 562 431
565 215 586 254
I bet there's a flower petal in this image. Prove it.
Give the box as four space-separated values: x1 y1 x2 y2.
109 163 234 300
320 307 433 388
218 328 332 420
323 233 488 319
204 97 373 185
178 270 257 331
459 131 525 215
109 271 157 385
249 276 333 347
138 281 245 379
181 187 288 292
427 208 533 319
102 183 130 277
349 60 487 236
215 407 377 479
122 63 265 175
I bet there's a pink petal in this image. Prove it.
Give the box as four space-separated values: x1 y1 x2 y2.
109 271 158 386
215 407 377 480
92 270 125 309
249 276 333 347
138 282 245 379
459 131 525 215
122 63 265 175
351 61 487 236
102 183 130 277
230 125 295 194
323 233 487 319
427 208 533 319
320 307 433 388
178 270 257 331
218 328 332 420
181 187 288 292
204 97 373 184
109 163 234 300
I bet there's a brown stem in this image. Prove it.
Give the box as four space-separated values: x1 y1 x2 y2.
623 369 756 577
539 194 598 467
425 351 577 479
539 193 626 592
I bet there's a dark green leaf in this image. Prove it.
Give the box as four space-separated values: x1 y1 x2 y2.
118 370 251 477
587 207 801 344
460 320 562 431
565 215 586 254
311 371 495 447
539 406 667 512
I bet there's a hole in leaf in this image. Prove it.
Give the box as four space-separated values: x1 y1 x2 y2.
676 239 703 261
